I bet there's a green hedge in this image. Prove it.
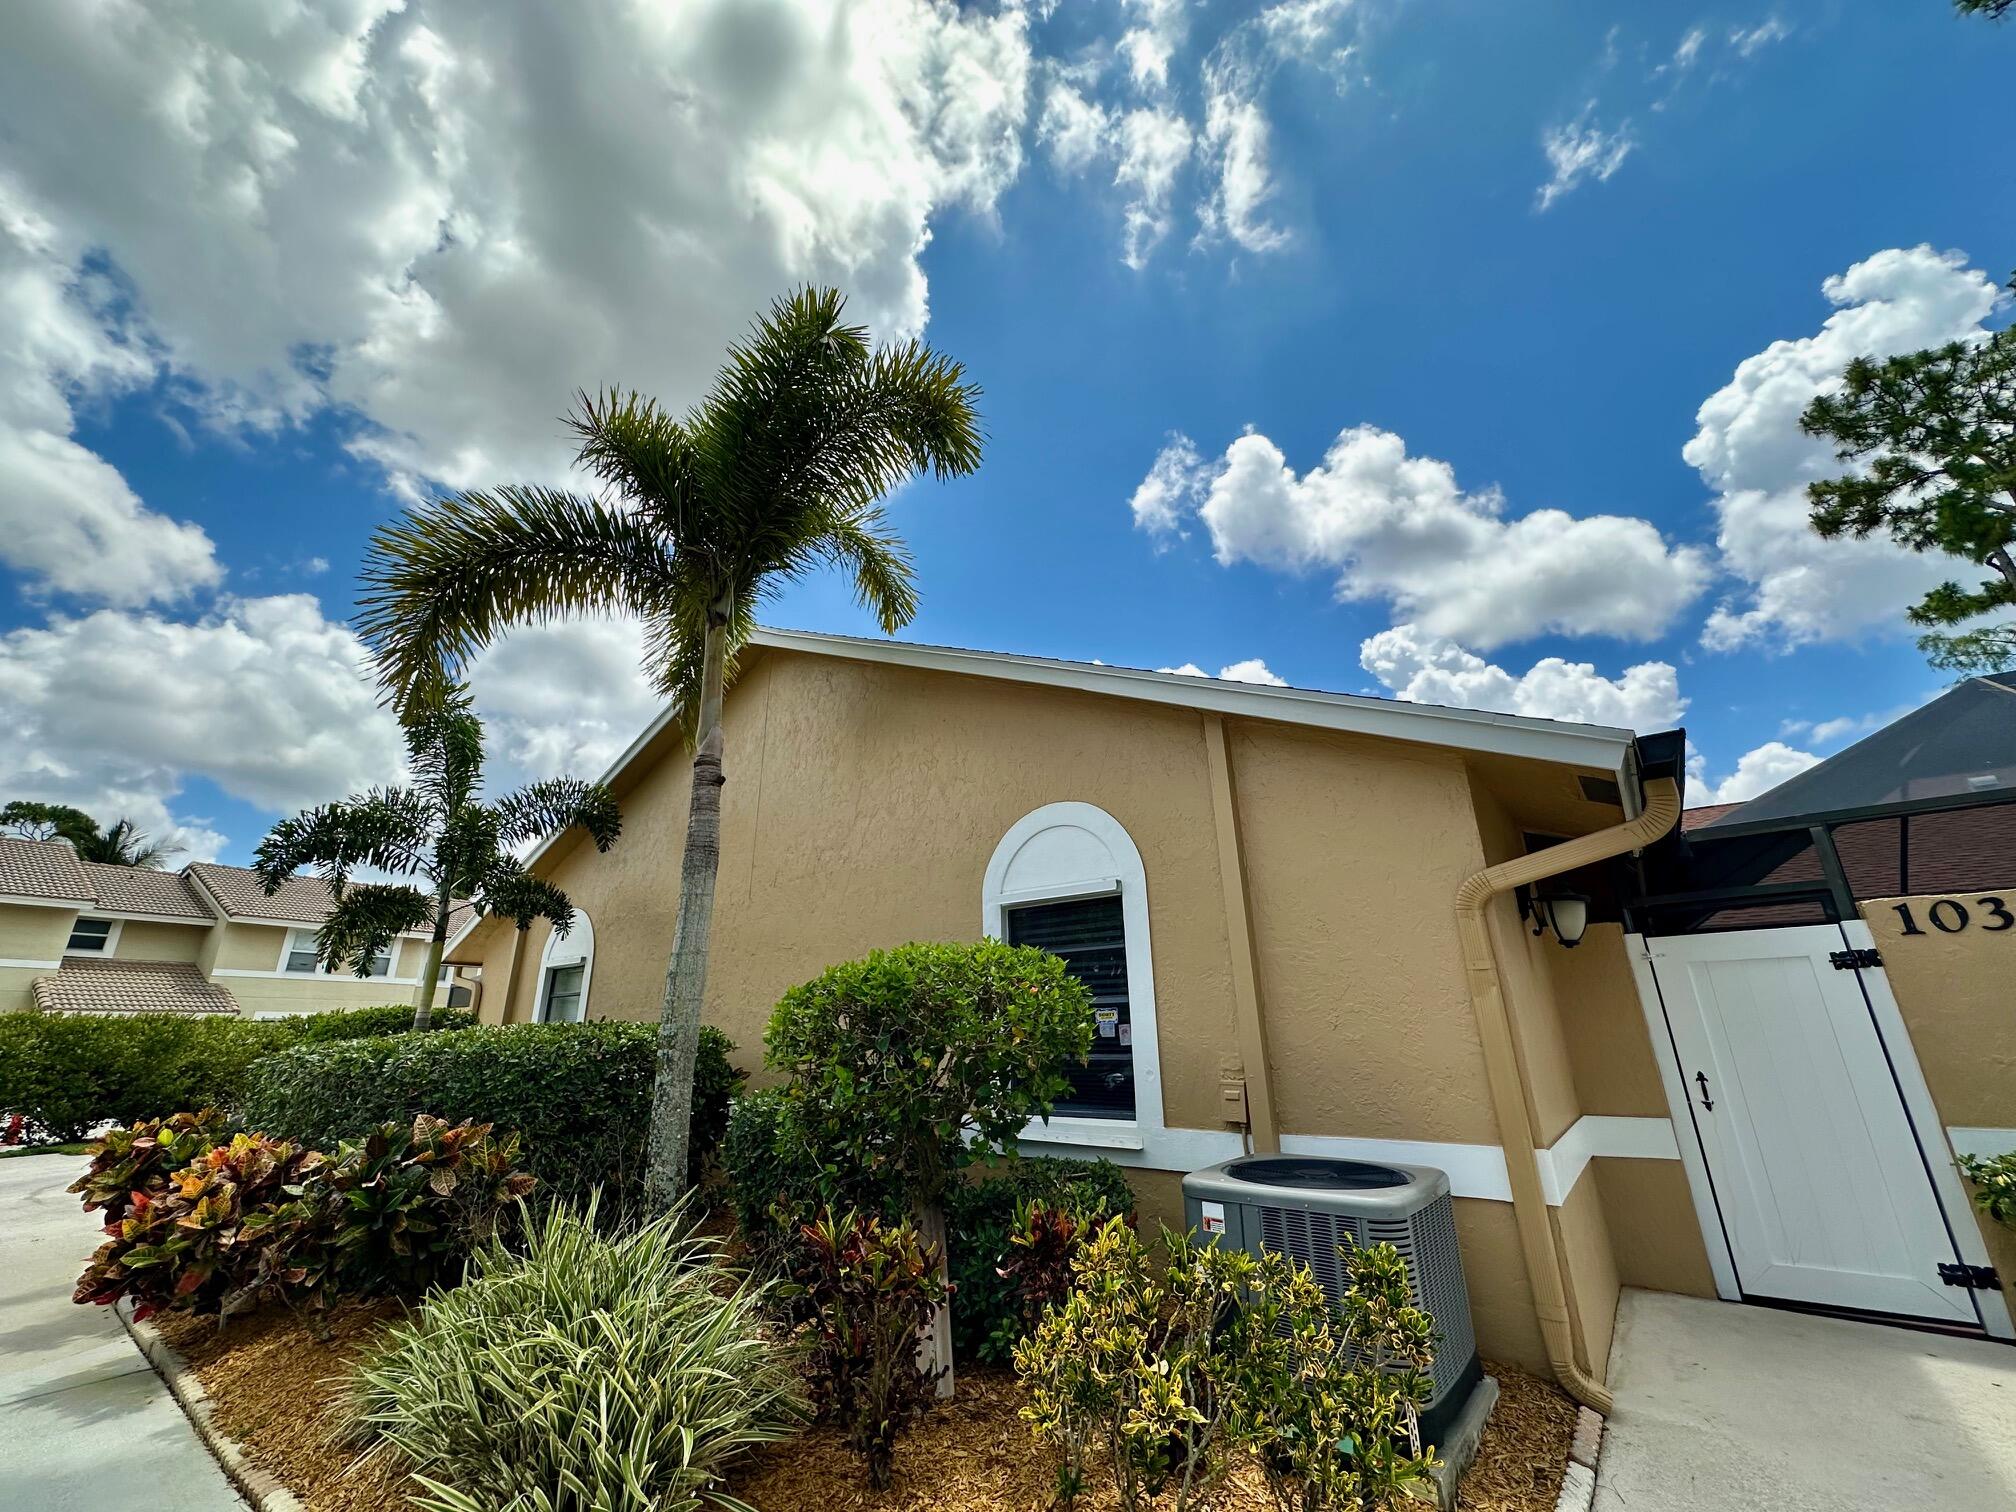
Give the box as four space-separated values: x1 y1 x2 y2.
944 1155 1136 1364
0 1006 473 1143
234 1022 742 1210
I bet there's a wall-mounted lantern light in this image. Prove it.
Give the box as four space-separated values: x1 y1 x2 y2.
1519 886 1591 948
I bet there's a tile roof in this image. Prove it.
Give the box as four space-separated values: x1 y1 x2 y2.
1681 803 1744 832
0 836 94 902
79 862 214 919
31 958 240 1016
186 862 336 924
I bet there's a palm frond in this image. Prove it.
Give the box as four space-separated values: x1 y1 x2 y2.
254 789 435 894
356 487 680 705
317 884 435 977
401 674 487 815
493 779 623 853
476 859 578 937
565 389 705 535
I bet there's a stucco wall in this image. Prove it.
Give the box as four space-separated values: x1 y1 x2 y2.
110 921 206 964
0 905 74 965
1860 894 2016 1316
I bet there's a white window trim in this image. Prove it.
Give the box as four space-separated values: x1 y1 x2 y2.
63 916 122 957
983 801 1167 1160
275 927 395 980
535 912 594 1023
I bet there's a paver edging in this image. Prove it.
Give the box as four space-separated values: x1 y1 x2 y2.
1555 1403 1605 1512
115 1298 308 1512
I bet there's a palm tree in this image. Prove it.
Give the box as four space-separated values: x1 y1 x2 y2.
357 287 982 1204
0 801 182 868
253 677 622 1030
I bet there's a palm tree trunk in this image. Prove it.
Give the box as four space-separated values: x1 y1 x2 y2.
412 878 451 1032
642 591 733 1210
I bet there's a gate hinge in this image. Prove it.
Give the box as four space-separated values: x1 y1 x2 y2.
1938 1262 2000 1291
1828 947 1882 971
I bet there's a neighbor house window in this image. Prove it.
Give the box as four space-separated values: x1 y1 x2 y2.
66 917 115 954
283 928 391 977
983 802 1162 1146
535 912 594 1024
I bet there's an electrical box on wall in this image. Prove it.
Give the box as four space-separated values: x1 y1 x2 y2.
1218 1055 1249 1129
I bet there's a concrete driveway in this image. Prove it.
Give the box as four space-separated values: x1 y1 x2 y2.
1596 1288 2016 1512
0 1151 245 1511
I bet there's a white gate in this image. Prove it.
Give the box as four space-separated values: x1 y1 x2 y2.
1636 922 1986 1327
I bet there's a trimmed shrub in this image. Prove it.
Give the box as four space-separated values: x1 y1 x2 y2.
0 1006 473 1143
235 1021 740 1211
944 1155 1135 1364
722 1087 902 1260
351 1201 804 1512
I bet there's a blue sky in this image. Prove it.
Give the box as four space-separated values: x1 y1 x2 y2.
2 1 2010 865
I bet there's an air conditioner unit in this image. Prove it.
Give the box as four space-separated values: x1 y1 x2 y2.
1182 1154 1484 1447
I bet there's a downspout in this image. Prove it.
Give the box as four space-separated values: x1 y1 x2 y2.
1454 774 1680 1414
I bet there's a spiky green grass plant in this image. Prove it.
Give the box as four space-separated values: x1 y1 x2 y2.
351 1200 804 1512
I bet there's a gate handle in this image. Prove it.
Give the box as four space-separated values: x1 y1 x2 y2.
1694 1071 1715 1113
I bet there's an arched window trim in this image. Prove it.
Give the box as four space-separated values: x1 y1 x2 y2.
535 911 595 1023
983 801 1164 1154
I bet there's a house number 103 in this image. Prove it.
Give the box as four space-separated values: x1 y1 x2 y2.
1890 897 2014 935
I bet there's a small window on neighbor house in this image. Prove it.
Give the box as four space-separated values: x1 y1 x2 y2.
1005 894 1135 1120
284 928 391 977
66 917 114 953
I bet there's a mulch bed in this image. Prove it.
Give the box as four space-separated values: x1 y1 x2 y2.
153 1301 414 1512
148 1305 1576 1512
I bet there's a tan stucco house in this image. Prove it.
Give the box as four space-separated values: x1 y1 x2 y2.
446 630 2016 1405
0 838 472 1019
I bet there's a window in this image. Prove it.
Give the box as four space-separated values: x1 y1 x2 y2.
535 912 594 1023
984 802 1162 1149
66 917 115 954
283 928 392 977
1006 894 1134 1118
541 963 586 1023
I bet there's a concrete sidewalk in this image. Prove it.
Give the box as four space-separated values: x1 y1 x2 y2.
1596 1288 2016 1512
0 1151 245 1512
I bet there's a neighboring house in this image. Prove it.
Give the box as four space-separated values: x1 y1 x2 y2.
445 630 2016 1398
0 838 474 1018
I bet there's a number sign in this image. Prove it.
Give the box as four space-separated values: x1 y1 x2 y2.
1889 896 2015 936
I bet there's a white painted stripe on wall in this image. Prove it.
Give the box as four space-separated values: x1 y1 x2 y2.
1538 1115 1681 1205
1016 1115 1679 1208
0 957 61 970
1949 1127 2016 1160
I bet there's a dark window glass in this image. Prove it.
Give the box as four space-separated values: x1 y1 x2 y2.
1006 894 1134 1119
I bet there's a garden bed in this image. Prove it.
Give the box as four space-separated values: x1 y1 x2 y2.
148 1304 1577 1512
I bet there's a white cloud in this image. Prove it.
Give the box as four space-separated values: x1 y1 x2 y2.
1116 108 1197 268
0 0 1035 498
1669 27 1707 71
1038 81 1113 174
1197 60 1289 256
0 595 406 859
0 178 222 606
1360 625 1685 731
466 618 664 786
1687 245 2005 650
1536 103 1634 211
1690 740 1819 803
1135 423 1710 648
1728 19 1791 58
1129 431 1208 535
1118 0 1188 93
1159 657 1288 686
